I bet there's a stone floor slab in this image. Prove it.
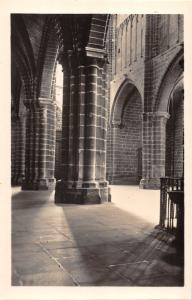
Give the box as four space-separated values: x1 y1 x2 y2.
11 186 184 286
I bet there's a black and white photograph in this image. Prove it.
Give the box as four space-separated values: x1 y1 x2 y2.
0 1 192 300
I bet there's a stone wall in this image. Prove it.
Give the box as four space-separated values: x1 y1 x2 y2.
107 14 184 189
111 91 142 184
166 91 184 178
11 14 184 193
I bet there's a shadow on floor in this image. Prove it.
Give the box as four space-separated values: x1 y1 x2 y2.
56 204 184 286
12 190 54 209
12 188 184 286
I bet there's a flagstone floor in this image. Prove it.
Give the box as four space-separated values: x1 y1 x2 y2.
12 186 184 286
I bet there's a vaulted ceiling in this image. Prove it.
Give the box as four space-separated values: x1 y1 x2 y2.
11 14 110 116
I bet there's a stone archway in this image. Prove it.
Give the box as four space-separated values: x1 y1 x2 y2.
140 52 184 189
109 80 143 184
11 15 59 190
11 14 111 200
165 77 184 178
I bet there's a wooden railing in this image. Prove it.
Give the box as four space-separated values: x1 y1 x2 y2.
159 177 184 232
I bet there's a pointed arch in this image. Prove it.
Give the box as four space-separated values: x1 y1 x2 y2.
87 14 110 50
155 49 184 112
111 78 143 125
37 17 59 99
11 14 36 100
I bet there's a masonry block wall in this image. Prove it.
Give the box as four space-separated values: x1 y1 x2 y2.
107 14 145 184
141 14 183 188
115 15 145 75
144 15 183 112
166 93 184 178
111 92 142 184
11 14 184 194
173 97 184 177
107 14 184 189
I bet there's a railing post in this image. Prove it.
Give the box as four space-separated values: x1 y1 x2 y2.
159 177 168 227
159 176 184 234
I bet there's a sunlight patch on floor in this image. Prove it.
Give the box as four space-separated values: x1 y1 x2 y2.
110 185 160 225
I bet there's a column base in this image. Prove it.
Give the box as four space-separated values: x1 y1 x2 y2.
109 175 140 185
55 180 110 204
11 176 19 186
139 178 160 189
11 175 25 186
22 178 56 191
17 175 25 185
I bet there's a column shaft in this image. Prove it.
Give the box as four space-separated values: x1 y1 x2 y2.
61 66 70 180
22 99 56 190
17 114 26 184
140 112 169 189
99 65 108 183
67 63 76 183
83 62 98 183
55 55 110 204
75 64 86 184
25 108 33 183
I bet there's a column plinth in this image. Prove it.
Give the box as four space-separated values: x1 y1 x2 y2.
55 180 105 204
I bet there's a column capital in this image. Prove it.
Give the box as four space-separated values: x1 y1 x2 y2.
85 46 107 60
111 119 123 128
23 98 56 111
18 111 27 119
58 48 71 69
59 48 87 70
59 46 107 70
37 97 56 108
85 50 108 69
154 111 170 119
142 111 170 120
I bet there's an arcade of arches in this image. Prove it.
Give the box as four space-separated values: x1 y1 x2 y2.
11 13 184 287
11 14 184 203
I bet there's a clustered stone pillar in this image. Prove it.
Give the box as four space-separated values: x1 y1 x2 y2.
22 98 56 190
140 112 170 189
11 112 26 185
55 51 110 204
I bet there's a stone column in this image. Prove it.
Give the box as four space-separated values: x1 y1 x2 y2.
76 62 86 184
98 62 109 201
140 112 170 189
17 112 27 184
11 110 27 186
11 112 19 185
22 98 56 190
60 54 70 182
109 120 122 184
24 105 33 186
83 59 98 184
55 53 110 204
